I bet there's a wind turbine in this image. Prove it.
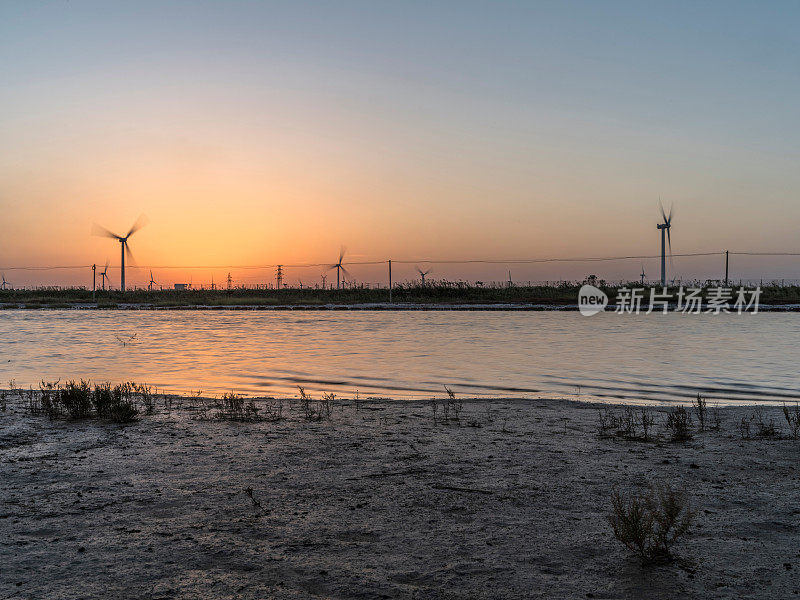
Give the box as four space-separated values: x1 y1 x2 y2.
657 202 673 286
416 266 432 287
92 215 148 292
148 270 156 291
100 261 109 290
326 247 351 290
640 264 646 285
1 273 9 290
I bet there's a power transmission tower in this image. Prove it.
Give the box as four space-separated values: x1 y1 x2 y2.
276 265 283 289
227 272 233 291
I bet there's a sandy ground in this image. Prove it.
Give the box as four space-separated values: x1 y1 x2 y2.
1 395 799 599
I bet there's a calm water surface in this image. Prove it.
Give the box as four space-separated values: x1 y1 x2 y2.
0 310 798 404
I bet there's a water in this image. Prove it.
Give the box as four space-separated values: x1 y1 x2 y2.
0 309 798 405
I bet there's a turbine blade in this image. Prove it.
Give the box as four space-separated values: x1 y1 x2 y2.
340 266 352 280
126 214 149 238
416 266 423 275
92 223 121 239
666 204 674 225
338 246 347 264
667 227 673 268
124 241 137 267
658 199 667 224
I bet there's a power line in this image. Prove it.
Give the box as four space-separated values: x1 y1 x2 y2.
730 252 800 256
392 252 724 264
3 250 800 272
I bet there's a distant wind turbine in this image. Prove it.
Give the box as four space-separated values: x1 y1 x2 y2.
416 266 432 287
640 264 646 285
100 260 109 290
657 201 673 286
92 215 148 292
148 270 156 292
1 273 9 290
327 247 351 290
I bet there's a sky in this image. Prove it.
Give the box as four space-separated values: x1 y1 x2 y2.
2 1 800 288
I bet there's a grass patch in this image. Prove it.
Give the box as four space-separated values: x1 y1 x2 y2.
27 380 139 423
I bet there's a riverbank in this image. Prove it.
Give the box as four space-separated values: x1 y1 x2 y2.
2 394 798 599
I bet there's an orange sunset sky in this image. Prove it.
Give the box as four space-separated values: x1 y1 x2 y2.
2 2 800 288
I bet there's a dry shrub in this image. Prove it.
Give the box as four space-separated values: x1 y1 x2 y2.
640 408 655 441
609 484 694 563
665 406 692 442
443 385 462 422
783 403 800 440
693 394 707 431
751 407 779 439
217 392 260 421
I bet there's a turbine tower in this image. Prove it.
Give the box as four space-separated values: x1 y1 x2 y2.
657 202 673 286
640 264 646 285
92 215 148 292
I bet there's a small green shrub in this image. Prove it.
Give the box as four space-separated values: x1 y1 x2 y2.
107 383 138 423
59 380 93 419
93 382 114 417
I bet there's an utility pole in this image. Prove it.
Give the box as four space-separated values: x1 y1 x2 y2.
388 260 392 303
725 250 729 286
389 259 392 304
92 264 96 302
